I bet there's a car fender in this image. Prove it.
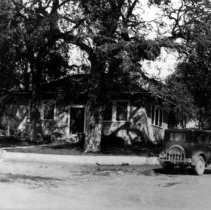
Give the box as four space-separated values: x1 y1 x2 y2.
191 151 207 166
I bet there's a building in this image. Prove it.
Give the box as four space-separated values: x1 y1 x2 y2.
2 74 171 145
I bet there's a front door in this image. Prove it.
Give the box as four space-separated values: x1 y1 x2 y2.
69 107 85 134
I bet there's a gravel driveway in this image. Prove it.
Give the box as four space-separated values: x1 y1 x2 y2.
0 156 211 210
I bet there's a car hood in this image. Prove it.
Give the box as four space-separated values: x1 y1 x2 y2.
164 141 192 156
163 141 208 157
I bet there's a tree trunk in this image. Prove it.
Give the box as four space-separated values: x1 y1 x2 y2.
29 57 43 142
83 56 105 152
84 105 102 153
6 124 10 136
29 101 42 142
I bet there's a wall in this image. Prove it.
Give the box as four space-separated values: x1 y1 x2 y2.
42 104 69 136
6 98 168 144
102 101 168 144
2 100 30 137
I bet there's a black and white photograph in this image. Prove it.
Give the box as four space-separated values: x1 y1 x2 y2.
0 0 211 209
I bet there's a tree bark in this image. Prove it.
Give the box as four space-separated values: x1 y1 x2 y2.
83 56 105 152
84 105 102 153
29 59 42 142
29 100 42 142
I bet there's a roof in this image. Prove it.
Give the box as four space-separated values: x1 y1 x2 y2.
41 73 163 94
9 73 168 103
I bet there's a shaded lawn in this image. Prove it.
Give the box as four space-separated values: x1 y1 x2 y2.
4 141 163 157
1 134 163 156
4 142 84 156
0 136 31 147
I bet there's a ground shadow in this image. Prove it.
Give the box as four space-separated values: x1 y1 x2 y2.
0 173 62 184
101 135 163 156
149 167 211 176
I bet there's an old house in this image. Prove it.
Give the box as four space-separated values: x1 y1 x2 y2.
2 74 171 146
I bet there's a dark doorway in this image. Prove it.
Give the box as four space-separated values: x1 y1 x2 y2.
69 107 85 134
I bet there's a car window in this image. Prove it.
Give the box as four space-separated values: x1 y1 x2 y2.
196 134 209 143
169 133 186 142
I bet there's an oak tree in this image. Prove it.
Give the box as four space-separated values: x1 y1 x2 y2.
0 0 195 151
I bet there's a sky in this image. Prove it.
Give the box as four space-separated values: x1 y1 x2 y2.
141 48 179 80
138 0 182 80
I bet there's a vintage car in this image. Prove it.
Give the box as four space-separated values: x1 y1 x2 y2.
159 129 211 175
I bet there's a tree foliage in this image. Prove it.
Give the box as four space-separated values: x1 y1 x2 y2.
0 1 19 94
183 2 211 129
1 0 206 149
156 0 211 128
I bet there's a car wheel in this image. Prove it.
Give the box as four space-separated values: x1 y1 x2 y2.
194 156 205 175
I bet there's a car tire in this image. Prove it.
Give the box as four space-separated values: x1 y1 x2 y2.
194 156 205 176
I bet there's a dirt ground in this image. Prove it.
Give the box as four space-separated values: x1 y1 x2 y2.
1 158 211 210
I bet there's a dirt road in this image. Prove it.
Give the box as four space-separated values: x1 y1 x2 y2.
0 157 211 210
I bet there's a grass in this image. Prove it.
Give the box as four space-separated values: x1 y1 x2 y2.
1 135 164 156
4 142 163 157
4 142 84 156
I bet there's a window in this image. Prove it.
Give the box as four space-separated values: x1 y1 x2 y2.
28 103 41 120
102 100 129 122
151 106 155 124
159 109 163 127
169 133 186 142
116 101 128 121
43 102 55 120
103 102 113 121
196 134 209 143
155 108 159 126
151 105 163 127
27 104 31 121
